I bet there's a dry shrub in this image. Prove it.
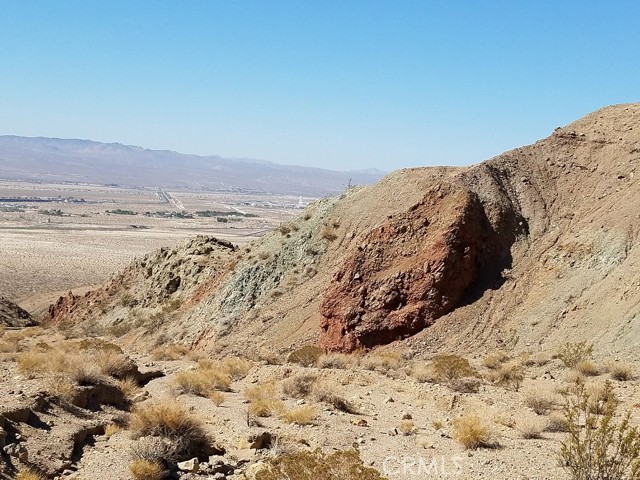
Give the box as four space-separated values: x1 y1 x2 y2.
151 344 190 360
282 373 317 399
16 350 49 378
105 423 124 437
432 419 445 430
483 351 510 369
525 389 556 415
487 362 524 391
430 354 478 382
282 405 317 425
398 420 417 436
129 459 165 480
254 449 385 480
74 338 123 353
221 356 253 380
16 470 46 480
320 225 338 242
361 350 403 373
129 401 212 459
317 353 357 369
245 383 285 417
313 383 358 414
0 325 5 337
449 377 481 393
452 414 500 449
576 360 601 377
609 362 636 382
544 412 570 433
409 363 435 383
46 375 78 404
288 345 323 367
560 380 640 480
519 418 544 439
557 341 594 368
95 351 135 378
209 391 225 407
117 377 142 398
173 366 231 397
586 381 618 415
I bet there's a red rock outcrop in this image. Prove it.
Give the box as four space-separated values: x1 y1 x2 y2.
319 185 493 352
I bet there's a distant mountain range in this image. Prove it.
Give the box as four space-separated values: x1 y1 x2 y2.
0 135 385 196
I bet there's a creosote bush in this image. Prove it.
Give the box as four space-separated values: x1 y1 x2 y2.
487 362 525 391
557 341 594 368
560 380 640 480
430 354 479 382
288 345 324 367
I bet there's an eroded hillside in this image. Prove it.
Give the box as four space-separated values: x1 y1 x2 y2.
50 103 640 359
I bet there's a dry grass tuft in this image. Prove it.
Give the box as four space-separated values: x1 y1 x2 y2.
524 390 556 415
486 362 524 391
609 362 636 381
129 401 211 459
16 469 46 480
282 405 318 425
221 356 253 380
150 344 190 360
544 411 570 433
173 366 231 397
313 382 358 414
209 391 225 407
361 350 403 373
245 382 285 417
129 459 165 480
117 376 142 398
518 418 544 439
452 414 500 449
576 360 601 377
105 423 124 437
317 353 357 369
483 350 510 370
282 373 317 399
398 420 417 436
46 375 78 403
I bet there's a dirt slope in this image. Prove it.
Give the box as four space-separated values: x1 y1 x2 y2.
50 103 640 359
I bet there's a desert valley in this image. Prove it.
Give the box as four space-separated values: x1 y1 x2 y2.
1 104 639 480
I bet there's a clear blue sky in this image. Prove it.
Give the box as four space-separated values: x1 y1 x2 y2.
1 1 638 171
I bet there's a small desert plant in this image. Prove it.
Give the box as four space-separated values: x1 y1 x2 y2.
253 448 385 480
173 365 231 396
221 356 253 380
432 419 445 430
452 414 500 449
105 423 124 437
129 459 165 480
525 390 556 415
16 470 46 480
398 420 417 436
317 353 356 369
245 382 285 417
321 225 338 241
313 383 358 414
576 360 601 377
282 373 317 399
484 350 510 369
46 375 78 404
545 412 571 433
117 376 142 398
587 381 619 415
610 362 636 382
519 418 545 439
557 341 594 368
288 345 323 367
16 350 49 378
129 401 212 459
430 354 478 382
151 344 190 360
560 380 640 479
449 377 482 393
361 350 403 373
410 362 435 383
487 362 525 391
282 405 317 425
209 391 225 406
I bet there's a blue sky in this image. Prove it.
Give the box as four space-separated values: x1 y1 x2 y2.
1 1 638 171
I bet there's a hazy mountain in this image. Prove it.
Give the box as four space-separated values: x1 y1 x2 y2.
0 135 385 196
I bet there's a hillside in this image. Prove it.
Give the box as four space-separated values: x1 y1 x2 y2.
0 136 384 196
49 103 640 360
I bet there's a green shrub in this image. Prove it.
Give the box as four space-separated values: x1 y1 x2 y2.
560 380 640 479
557 342 594 368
